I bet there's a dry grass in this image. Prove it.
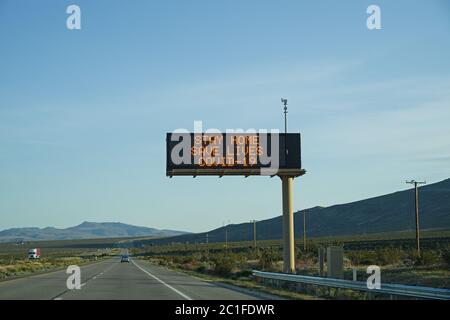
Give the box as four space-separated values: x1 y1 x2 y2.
380 266 450 288
0 241 119 280
0 257 87 279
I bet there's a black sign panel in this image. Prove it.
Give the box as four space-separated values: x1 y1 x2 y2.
166 133 304 176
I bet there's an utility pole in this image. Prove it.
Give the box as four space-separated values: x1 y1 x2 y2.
252 220 257 252
206 233 209 258
225 220 231 254
225 229 228 253
303 211 307 251
406 180 426 255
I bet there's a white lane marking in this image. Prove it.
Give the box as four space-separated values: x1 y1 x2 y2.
131 259 192 300
52 258 118 300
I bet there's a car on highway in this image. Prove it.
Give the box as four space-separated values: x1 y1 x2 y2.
120 255 130 263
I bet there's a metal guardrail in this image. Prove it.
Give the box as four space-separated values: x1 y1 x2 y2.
253 270 450 300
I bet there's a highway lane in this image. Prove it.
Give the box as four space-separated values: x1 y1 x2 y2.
0 257 260 300
0 258 116 300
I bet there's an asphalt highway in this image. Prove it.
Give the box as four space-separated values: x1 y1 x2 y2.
0 257 260 300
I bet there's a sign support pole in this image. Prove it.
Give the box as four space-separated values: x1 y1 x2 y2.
282 175 296 273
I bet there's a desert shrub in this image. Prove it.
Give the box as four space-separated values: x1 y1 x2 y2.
346 251 378 266
235 269 253 278
376 247 402 265
172 256 182 264
196 264 207 273
258 248 279 270
158 259 167 266
442 250 450 266
348 248 402 266
346 252 360 265
412 251 439 266
303 242 319 254
212 254 236 277
182 262 197 271
246 247 260 260
181 256 196 264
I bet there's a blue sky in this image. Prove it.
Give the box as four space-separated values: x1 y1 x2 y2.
0 1 449 232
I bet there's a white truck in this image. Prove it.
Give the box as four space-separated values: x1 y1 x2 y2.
28 248 41 259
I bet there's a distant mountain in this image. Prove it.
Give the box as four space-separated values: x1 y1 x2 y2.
142 178 450 245
0 222 188 243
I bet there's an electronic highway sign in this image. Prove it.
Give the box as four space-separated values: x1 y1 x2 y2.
166 132 304 177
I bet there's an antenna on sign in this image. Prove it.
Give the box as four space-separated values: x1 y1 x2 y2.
281 98 288 134
281 98 289 165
